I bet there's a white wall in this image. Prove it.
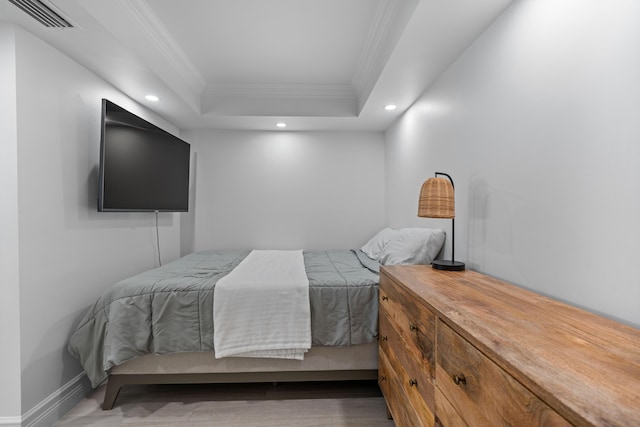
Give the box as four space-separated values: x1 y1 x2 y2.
386 0 640 327
182 130 386 252
4 24 184 417
0 24 22 423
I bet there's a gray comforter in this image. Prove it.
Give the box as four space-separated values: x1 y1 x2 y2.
68 250 380 387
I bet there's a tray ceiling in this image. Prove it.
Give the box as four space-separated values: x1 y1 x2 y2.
0 0 514 131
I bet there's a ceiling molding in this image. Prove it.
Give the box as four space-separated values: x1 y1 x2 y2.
201 83 357 117
203 83 355 100
117 0 206 94
351 0 401 94
351 0 420 110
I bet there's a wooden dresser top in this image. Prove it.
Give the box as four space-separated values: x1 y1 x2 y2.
381 265 640 427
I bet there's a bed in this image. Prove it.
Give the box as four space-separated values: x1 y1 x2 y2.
68 228 445 409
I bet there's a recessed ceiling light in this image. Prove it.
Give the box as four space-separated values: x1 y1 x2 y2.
145 95 159 102
384 104 397 111
276 122 287 128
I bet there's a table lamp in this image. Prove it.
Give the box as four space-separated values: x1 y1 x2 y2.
418 172 465 271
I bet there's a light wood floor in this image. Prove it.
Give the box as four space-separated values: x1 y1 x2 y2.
54 380 395 426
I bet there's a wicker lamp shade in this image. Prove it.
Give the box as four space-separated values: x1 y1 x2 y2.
418 177 454 219
417 172 465 271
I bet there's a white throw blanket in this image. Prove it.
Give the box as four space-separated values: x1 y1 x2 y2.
213 250 311 360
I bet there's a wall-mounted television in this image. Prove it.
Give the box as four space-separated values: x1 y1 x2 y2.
98 99 190 212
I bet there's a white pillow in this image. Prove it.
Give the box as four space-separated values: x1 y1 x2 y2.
379 228 445 265
360 227 399 260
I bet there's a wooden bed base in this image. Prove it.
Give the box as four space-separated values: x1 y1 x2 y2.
101 343 379 409
103 369 378 410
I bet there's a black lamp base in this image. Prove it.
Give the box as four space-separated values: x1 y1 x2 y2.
432 259 465 271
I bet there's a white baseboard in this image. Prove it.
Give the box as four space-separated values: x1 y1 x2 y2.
22 372 91 427
0 417 21 427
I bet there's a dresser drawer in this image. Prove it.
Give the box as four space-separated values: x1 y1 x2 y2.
379 345 435 427
436 320 571 427
377 347 394 416
380 274 437 379
379 348 421 427
379 310 435 412
435 388 467 427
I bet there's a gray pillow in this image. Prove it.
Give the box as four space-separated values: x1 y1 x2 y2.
360 227 399 260
379 228 445 265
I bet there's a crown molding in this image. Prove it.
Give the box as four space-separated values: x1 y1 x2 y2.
201 83 357 117
351 0 419 109
116 0 206 93
351 0 399 92
204 83 355 100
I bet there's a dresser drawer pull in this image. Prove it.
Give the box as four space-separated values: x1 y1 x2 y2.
453 374 467 386
409 379 418 387
382 335 388 342
381 295 388 301
409 324 418 332
380 375 386 382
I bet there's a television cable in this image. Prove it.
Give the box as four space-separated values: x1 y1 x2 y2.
155 210 162 266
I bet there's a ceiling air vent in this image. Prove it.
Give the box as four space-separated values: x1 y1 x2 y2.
9 0 73 28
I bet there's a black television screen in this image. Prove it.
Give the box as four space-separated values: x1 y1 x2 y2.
98 99 190 212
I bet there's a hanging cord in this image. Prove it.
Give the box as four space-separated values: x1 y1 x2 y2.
155 210 162 266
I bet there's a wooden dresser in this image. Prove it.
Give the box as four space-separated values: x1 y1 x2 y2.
378 265 640 427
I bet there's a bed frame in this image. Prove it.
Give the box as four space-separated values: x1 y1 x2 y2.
102 342 379 409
